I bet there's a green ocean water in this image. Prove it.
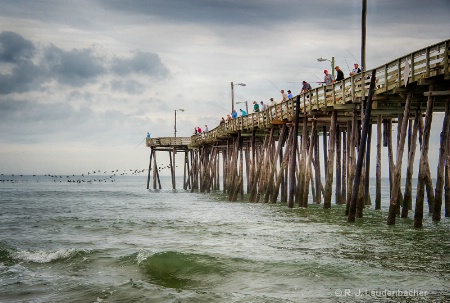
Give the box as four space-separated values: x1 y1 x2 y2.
0 175 448 302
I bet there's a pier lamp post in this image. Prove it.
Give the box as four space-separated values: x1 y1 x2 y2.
231 82 246 112
174 108 185 137
236 101 248 114
317 56 335 78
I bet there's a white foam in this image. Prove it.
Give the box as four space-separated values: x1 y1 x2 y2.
11 248 80 263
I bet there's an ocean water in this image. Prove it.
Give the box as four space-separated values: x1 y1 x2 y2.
0 174 449 303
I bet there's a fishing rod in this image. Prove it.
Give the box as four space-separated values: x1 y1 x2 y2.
346 49 359 64
343 57 351 73
212 104 231 114
266 79 280 91
133 137 147 149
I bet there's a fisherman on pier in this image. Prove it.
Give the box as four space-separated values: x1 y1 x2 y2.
231 109 238 119
300 81 312 94
335 66 344 82
350 63 361 75
323 70 334 85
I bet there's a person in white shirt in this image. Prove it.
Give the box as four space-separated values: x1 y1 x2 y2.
350 63 361 76
280 90 288 102
260 101 267 111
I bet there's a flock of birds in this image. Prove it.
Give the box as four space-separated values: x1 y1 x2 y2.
0 165 177 184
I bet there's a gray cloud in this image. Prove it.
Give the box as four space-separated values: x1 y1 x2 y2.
43 45 106 87
0 61 43 94
0 31 35 63
111 51 169 77
109 79 145 95
0 31 171 94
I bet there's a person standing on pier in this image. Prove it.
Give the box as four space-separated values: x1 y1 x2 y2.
204 125 208 132
269 97 277 106
253 101 260 113
287 90 293 99
146 132 151 138
231 109 238 119
323 70 334 85
300 81 312 94
227 114 232 121
335 66 344 82
280 90 288 102
350 63 361 75
260 101 267 111
194 127 198 135
240 109 247 117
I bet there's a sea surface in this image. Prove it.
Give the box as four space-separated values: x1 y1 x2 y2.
0 174 449 303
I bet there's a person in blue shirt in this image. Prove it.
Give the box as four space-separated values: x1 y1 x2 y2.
231 109 238 119
240 109 247 117
146 132 151 138
287 90 293 99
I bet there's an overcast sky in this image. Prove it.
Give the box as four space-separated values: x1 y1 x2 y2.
1 0 449 175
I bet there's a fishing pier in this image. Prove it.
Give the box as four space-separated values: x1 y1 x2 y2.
146 39 450 227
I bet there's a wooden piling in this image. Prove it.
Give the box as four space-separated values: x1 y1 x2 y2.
336 125 342 204
387 93 412 224
446 123 450 217
146 148 153 190
313 120 323 204
302 118 316 207
433 101 449 221
342 128 347 206
348 69 376 222
375 115 382 209
324 110 337 209
402 109 420 217
414 83 434 228
288 96 301 208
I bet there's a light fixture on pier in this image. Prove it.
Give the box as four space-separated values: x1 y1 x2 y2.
235 100 248 114
317 56 335 78
174 108 185 137
231 82 246 112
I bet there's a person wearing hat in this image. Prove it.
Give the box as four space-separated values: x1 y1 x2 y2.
287 90 293 99
350 63 361 76
253 101 260 113
323 70 334 85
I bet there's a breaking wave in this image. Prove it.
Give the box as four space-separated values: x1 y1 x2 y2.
6 247 90 264
137 251 231 289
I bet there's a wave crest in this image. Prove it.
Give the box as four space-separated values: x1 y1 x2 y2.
138 251 230 289
10 248 88 263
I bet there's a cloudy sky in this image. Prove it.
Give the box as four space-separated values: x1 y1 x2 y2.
1 0 449 175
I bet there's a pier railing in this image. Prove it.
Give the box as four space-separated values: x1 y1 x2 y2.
146 137 192 148
192 38 450 147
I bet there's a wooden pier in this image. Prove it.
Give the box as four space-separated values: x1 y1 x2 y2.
146 39 450 227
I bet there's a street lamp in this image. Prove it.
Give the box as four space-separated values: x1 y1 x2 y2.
317 56 335 78
231 82 246 112
236 101 248 114
174 108 184 137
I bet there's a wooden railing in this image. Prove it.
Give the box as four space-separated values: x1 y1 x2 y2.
146 137 192 147
191 39 450 147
